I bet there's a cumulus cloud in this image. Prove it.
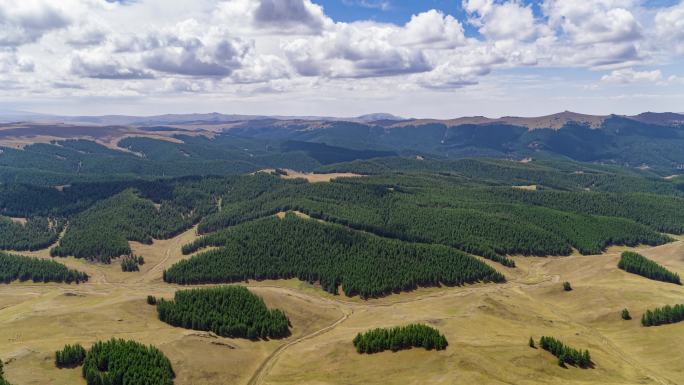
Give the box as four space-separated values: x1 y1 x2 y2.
654 2 684 54
0 52 35 72
0 0 682 110
464 0 540 41
601 68 662 84
141 24 250 77
0 0 71 47
70 52 153 79
282 10 468 79
543 0 642 45
216 0 331 34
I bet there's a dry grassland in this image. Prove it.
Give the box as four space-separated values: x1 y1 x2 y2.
1 228 683 385
257 169 364 183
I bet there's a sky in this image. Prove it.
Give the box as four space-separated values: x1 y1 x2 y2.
0 0 683 118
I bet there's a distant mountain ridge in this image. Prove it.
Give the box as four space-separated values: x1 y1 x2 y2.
2 111 684 173
3 110 682 129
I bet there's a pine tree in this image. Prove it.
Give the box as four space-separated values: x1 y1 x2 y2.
529 337 535 348
563 281 572 291
621 308 631 320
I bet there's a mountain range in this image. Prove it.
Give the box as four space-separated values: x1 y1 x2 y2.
1 111 684 176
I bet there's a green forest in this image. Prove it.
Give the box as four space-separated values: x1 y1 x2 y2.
538 336 592 368
353 324 448 353
156 286 290 339
165 215 504 298
50 189 199 263
0 252 88 284
641 304 684 327
618 252 681 284
81 339 175 385
0 216 63 251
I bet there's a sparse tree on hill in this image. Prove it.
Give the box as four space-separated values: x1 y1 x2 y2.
621 308 631 320
563 281 572 291
529 337 535 348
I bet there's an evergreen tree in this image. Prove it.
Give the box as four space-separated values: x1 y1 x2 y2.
0 252 88 284
156 286 290 339
529 337 535 348
166 215 505 298
539 336 591 368
621 308 631 320
563 282 572 291
81 339 174 385
55 344 86 368
618 251 680 284
641 304 684 326
353 324 448 354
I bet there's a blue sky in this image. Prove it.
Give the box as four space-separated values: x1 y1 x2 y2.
0 0 683 118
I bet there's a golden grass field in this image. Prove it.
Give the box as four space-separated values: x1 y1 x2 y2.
257 169 365 183
1 224 683 385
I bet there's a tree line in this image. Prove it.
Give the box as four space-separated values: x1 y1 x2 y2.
353 324 448 354
166 214 505 298
81 339 175 385
0 252 88 284
641 304 684 326
156 286 290 340
618 251 680 284
538 336 591 368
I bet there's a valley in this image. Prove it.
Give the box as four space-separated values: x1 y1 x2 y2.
1 113 684 385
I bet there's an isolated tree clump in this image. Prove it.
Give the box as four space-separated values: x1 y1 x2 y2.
121 255 144 272
82 339 175 385
539 336 591 368
55 344 86 368
621 308 631 320
353 324 448 354
0 359 11 385
563 281 572 291
0 252 88 284
618 251 680 284
156 286 290 340
641 304 684 327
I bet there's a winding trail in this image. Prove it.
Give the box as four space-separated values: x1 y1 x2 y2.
246 306 353 385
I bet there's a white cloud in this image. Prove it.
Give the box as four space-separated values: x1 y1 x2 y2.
282 10 468 79
0 0 71 47
0 0 682 116
464 0 540 41
543 0 642 45
70 51 153 79
654 2 684 54
601 68 662 84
